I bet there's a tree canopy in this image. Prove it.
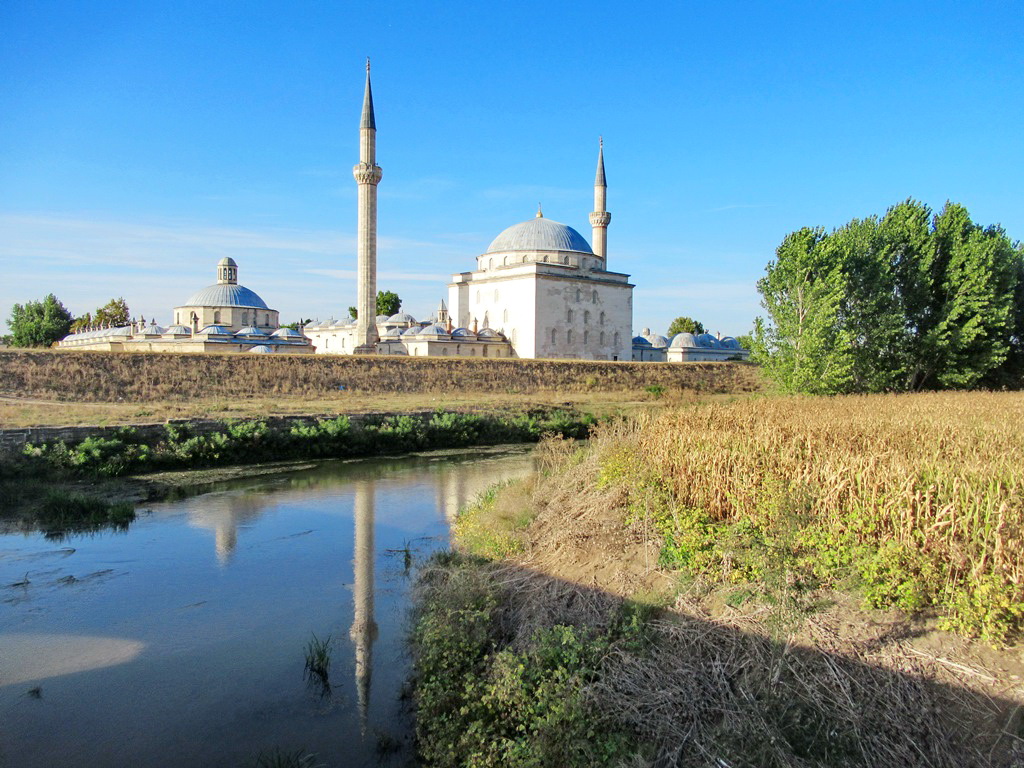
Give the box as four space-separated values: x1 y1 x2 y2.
94 297 130 327
349 291 402 320
8 294 73 347
667 316 706 336
753 200 1023 393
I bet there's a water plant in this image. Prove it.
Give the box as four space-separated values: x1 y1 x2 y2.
303 633 331 695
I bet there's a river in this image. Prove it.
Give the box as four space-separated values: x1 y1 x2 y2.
0 445 536 768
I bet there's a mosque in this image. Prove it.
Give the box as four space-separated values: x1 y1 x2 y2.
57 256 314 354
57 62 747 362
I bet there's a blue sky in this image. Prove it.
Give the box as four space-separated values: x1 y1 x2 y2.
2 1 1022 337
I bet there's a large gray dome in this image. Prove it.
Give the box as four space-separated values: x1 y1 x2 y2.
485 216 593 255
182 284 269 309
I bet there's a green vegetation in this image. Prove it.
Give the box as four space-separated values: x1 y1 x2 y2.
33 490 135 538
7 294 73 347
349 289 402 320
14 409 596 480
303 634 331 695
93 297 130 327
666 315 705 336
251 748 323 768
754 199 1024 393
410 553 645 767
594 393 1024 644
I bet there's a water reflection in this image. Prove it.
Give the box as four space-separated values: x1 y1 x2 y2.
0 445 536 768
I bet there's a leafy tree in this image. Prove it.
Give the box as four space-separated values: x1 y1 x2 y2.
666 316 705 336
377 290 401 317
70 312 92 333
755 200 1023 394
8 294 73 347
94 297 130 327
754 228 854 394
348 291 402 320
281 318 311 330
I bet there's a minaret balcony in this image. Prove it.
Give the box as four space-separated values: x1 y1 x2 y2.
353 163 383 185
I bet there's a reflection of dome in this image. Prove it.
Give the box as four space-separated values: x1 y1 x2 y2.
184 284 269 309
485 217 593 255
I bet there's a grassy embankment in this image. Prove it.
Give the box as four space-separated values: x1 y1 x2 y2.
0 348 762 426
411 392 1024 767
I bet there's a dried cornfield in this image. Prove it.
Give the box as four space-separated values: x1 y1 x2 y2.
591 391 1024 643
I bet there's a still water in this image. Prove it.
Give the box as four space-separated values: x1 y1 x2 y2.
0 445 536 768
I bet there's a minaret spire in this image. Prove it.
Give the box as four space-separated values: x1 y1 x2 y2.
589 137 611 264
353 60 383 352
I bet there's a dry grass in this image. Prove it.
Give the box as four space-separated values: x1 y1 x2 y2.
0 349 763 403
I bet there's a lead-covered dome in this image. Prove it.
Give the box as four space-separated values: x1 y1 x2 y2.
183 284 269 309
485 216 593 255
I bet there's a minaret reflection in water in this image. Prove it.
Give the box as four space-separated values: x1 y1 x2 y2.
350 478 378 734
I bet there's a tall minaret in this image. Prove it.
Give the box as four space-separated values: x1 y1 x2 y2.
353 59 383 353
589 138 611 264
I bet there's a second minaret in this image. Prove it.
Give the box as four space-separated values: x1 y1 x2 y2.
589 137 611 264
353 60 383 352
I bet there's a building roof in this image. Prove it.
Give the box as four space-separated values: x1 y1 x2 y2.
181 284 269 309
485 216 593 255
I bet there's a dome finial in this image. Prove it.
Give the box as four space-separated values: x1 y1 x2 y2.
536 203 543 218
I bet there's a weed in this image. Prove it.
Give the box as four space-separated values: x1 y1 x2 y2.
303 633 331 696
251 747 323 768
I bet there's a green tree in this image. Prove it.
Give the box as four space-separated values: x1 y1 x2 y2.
94 297 130 327
348 291 402 320
70 311 92 333
377 290 401 317
754 227 854 394
755 200 1022 394
281 318 311 330
666 316 705 336
8 294 73 347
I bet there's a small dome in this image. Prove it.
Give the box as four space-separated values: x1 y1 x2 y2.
248 344 274 354
381 327 404 338
182 284 269 309
387 312 418 325
418 323 451 338
696 333 721 349
451 327 476 338
669 332 699 349
632 335 652 347
271 327 304 338
375 314 391 324
235 326 268 337
165 325 193 336
197 324 233 335
402 326 423 336
140 324 166 335
719 337 741 350
485 217 593 255
108 326 132 337
477 328 504 339
645 334 669 349
217 257 237 267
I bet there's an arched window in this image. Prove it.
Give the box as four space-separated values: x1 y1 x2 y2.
567 309 573 323
600 311 605 326
503 309 509 323
213 310 220 324
584 330 589 344
614 331 621 347
241 311 248 326
575 288 582 302
494 289 500 301
592 290 598 303
489 258 494 270
265 314 270 326
600 331 605 345
551 328 557 344
584 310 590 325
567 330 574 344
175 312 179 324
476 291 481 303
